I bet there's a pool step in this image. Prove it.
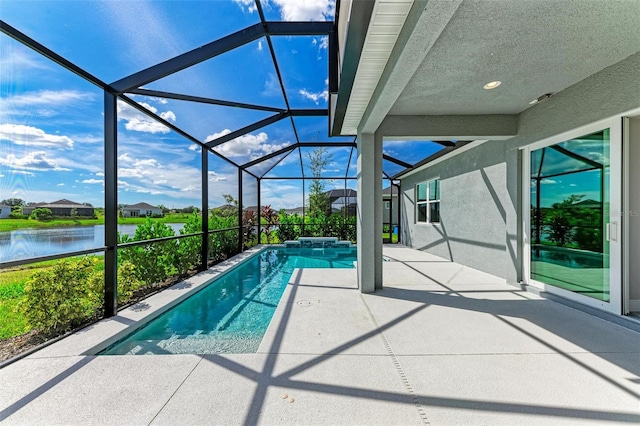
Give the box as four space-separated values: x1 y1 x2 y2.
284 237 351 249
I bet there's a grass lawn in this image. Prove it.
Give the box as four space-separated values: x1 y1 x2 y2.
382 232 399 243
0 261 57 339
0 213 193 232
0 217 104 232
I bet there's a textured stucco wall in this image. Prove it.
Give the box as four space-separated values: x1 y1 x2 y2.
400 141 508 277
399 51 640 283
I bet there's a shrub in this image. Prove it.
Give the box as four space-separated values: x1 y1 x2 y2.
261 205 279 244
118 217 177 285
209 212 239 262
276 211 302 241
30 207 53 221
116 261 144 304
174 212 202 275
21 257 102 334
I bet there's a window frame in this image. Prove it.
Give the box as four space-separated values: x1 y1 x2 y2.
415 178 440 224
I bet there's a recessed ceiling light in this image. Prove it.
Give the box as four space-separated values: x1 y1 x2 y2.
483 80 501 90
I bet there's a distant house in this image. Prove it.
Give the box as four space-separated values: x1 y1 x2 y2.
282 206 305 215
324 189 357 215
244 206 266 216
22 199 94 217
121 202 163 218
382 186 399 225
0 204 11 219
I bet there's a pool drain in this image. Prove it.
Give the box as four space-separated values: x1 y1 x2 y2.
297 300 312 307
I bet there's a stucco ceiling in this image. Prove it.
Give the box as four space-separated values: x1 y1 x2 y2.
339 0 640 135
389 0 640 116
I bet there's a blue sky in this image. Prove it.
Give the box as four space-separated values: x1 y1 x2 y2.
0 0 444 210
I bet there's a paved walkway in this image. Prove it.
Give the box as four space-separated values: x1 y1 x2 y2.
1 246 639 425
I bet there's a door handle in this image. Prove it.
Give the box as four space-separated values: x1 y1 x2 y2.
606 221 618 242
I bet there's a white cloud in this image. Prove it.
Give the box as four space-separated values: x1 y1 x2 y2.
7 170 35 176
299 89 328 104
57 183 65 186
81 179 104 185
96 172 105 177
118 153 133 163
258 40 263 51
265 0 335 21
0 124 74 148
118 167 145 179
134 158 163 168
117 100 176 134
206 130 291 159
262 73 281 97
312 36 329 50
188 144 202 153
208 171 227 182
160 110 176 122
0 151 71 171
149 97 168 105
0 49 51 81
232 0 259 13
2 90 90 107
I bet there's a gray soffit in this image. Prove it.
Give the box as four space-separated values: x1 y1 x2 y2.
335 0 640 135
330 0 376 136
379 115 517 140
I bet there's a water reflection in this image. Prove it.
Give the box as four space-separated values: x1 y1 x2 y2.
0 224 184 262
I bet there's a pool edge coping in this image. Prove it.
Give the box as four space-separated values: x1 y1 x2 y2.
26 245 269 359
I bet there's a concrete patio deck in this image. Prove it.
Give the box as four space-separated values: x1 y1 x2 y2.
1 246 639 425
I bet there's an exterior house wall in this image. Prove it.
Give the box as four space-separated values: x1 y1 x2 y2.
399 52 640 283
0 205 11 219
21 205 94 216
122 208 162 217
400 142 508 278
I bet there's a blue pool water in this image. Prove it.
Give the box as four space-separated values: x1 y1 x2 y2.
100 247 356 355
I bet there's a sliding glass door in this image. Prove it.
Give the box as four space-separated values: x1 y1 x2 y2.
524 119 621 313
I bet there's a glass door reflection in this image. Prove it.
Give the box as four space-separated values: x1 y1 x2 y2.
530 129 610 301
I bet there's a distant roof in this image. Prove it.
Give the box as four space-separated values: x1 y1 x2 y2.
382 186 399 196
212 204 236 211
569 199 601 208
51 199 84 206
283 206 305 214
30 199 93 209
123 202 159 210
325 189 357 197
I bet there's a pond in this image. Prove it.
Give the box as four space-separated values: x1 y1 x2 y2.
0 224 185 263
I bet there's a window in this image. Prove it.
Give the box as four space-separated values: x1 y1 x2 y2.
416 179 440 223
384 201 390 209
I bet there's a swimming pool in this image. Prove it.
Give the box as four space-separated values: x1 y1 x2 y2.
100 247 356 355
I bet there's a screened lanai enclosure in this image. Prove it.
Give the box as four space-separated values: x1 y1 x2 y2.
0 1 465 355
